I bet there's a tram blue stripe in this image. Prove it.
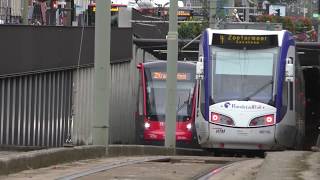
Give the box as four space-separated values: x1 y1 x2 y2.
276 31 295 123
204 30 209 121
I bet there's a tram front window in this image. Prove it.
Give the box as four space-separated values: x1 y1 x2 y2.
211 47 278 105
146 81 194 122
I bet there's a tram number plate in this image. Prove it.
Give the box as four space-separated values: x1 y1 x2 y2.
214 128 225 134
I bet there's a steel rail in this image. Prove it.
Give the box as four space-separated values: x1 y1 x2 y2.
56 156 170 180
195 162 236 180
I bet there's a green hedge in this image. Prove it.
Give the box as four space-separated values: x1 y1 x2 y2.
178 21 208 39
256 15 313 34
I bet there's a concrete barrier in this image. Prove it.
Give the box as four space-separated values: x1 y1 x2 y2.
0 145 106 175
0 145 206 175
108 145 207 156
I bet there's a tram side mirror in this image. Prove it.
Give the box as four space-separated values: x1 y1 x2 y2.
285 57 294 82
137 63 142 70
196 60 204 80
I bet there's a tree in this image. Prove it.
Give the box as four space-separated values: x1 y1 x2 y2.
178 21 207 39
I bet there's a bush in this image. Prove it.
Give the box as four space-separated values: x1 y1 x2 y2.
282 16 295 33
178 21 207 39
256 15 313 34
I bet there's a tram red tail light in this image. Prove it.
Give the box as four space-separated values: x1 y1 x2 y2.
264 114 274 126
249 114 274 127
210 112 234 126
211 112 220 123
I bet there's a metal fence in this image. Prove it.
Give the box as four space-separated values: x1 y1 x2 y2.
71 46 150 145
71 61 140 145
0 6 11 24
0 45 154 147
72 67 94 145
0 70 73 147
0 0 21 24
109 60 138 144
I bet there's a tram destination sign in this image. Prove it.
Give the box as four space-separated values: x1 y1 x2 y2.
152 72 191 81
211 34 278 49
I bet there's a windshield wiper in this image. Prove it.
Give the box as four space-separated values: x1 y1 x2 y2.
241 80 273 101
176 91 191 114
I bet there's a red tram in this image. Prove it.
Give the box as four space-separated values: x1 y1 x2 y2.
136 61 197 145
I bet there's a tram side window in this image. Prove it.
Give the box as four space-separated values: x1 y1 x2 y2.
281 81 288 118
200 80 205 117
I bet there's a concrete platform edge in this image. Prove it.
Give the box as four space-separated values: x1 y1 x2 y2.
0 145 106 175
0 145 205 175
108 145 207 156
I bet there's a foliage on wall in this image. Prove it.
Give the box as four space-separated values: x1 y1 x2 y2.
178 20 208 39
256 15 317 41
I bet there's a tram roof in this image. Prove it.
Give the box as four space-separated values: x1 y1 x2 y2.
142 60 196 68
134 38 320 66
133 38 199 61
207 29 285 35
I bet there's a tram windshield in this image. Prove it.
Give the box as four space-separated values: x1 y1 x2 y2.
210 47 278 105
144 65 196 121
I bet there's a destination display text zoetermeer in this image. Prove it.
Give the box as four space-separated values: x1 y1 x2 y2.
211 34 278 49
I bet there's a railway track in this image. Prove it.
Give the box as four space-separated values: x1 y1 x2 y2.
56 155 253 180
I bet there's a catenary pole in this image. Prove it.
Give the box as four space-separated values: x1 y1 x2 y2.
93 0 111 153
165 0 178 153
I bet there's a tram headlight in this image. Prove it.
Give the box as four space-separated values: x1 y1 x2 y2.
210 112 234 126
187 123 192 130
249 114 274 127
144 122 151 129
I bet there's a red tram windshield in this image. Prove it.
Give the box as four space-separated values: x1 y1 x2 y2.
143 62 196 122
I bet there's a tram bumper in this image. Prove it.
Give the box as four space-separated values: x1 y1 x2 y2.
207 124 276 150
144 130 193 142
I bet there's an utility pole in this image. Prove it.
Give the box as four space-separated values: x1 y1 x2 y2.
22 0 29 25
93 0 111 153
209 0 217 28
165 0 178 153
